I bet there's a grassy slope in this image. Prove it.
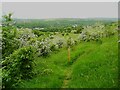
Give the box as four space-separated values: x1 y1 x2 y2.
19 34 118 88
68 35 118 88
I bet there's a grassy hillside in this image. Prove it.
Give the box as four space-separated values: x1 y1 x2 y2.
2 14 118 88
18 34 118 88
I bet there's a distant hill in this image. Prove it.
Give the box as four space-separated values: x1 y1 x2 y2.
14 18 117 29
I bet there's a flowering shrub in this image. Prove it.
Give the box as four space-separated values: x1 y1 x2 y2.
17 29 36 47
38 39 51 57
78 23 116 42
67 37 75 47
2 46 36 88
56 39 64 48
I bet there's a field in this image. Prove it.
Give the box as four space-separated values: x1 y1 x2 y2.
1 14 119 88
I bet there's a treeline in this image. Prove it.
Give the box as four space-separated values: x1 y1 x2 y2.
15 18 115 31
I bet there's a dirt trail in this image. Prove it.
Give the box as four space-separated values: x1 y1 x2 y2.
61 50 87 88
61 67 72 88
61 54 82 88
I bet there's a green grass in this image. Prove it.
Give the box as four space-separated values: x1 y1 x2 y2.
68 35 118 88
18 34 118 88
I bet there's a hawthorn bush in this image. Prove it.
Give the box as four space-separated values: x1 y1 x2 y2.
17 29 36 47
2 46 36 88
78 22 117 42
2 13 20 59
67 37 75 48
38 39 51 57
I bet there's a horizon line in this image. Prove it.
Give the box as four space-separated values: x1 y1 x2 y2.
12 17 118 19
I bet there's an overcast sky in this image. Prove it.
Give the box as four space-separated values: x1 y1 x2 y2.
2 2 118 19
